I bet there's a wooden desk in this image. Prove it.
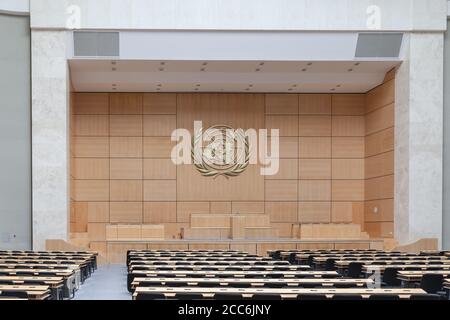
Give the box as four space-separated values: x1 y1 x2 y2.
131 270 339 278
362 264 450 275
133 286 426 300
0 285 50 300
129 265 310 272
397 270 450 284
131 277 374 289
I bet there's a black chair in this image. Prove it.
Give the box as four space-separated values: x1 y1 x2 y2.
368 295 400 300
251 294 282 300
249 267 265 271
263 283 287 288
325 259 336 271
215 293 243 300
409 294 441 300
0 291 28 299
382 267 401 287
139 281 164 287
165 282 188 287
174 293 204 300
135 293 166 300
420 274 443 294
347 262 363 278
288 253 297 264
297 294 328 300
231 283 252 288
300 283 322 288
333 283 358 288
331 295 363 300
197 282 221 288
266 273 284 278
244 274 259 278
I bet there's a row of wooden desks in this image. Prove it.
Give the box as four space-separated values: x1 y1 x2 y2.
0 276 65 300
130 270 339 278
0 285 51 300
129 265 311 272
133 286 426 300
397 270 450 284
131 277 374 290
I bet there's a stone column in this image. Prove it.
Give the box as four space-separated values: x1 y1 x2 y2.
395 32 444 247
31 30 70 250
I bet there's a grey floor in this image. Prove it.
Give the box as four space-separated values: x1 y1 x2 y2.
73 264 131 300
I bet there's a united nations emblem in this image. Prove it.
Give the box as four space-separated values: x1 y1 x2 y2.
191 125 250 179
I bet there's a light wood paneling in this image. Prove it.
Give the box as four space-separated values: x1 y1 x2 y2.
364 222 394 238
265 180 298 201
365 151 394 179
298 116 331 136
232 202 265 214
210 202 232 214
110 202 143 223
143 159 176 179
298 159 331 179
73 137 109 158
298 202 331 223
365 127 394 157
299 94 331 115
332 180 364 201
87 223 106 241
365 104 394 135
365 175 394 200
110 93 143 114
332 159 364 179
144 202 177 223
265 159 298 180
110 180 143 201
331 202 354 223
265 202 298 222
298 180 331 201
278 137 299 158
266 115 298 136
110 159 142 179
74 93 109 114
109 115 143 136
71 202 88 232
74 115 109 136
73 159 109 179
143 180 176 201
331 137 364 158
73 180 109 201
332 116 365 137
265 94 298 114
366 79 394 113
87 202 110 223
144 93 177 114
331 94 365 115
364 199 394 222
110 137 142 158
143 137 174 158
298 137 331 158
143 115 176 136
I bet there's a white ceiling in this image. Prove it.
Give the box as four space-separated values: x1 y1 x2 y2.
69 60 400 93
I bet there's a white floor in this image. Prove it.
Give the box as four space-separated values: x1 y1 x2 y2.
73 264 131 300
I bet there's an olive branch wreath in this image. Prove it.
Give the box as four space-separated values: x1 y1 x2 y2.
191 126 250 179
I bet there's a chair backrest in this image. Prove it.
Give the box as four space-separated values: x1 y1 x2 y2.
266 273 284 278
0 290 28 299
368 294 400 300
297 294 328 300
420 274 444 293
165 282 188 287
135 293 166 300
325 259 336 271
139 281 164 287
174 293 204 300
331 294 363 300
409 294 441 300
215 293 243 300
197 282 221 288
288 253 297 264
251 294 282 300
382 267 401 286
347 262 363 278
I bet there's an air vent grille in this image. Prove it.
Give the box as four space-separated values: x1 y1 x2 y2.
74 31 119 57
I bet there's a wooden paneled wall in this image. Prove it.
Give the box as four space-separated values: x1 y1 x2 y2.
70 91 387 248
364 71 395 237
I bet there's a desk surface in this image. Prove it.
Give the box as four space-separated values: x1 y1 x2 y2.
0 284 50 300
397 270 450 282
131 270 339 277
134 286 425 299
129 265 310 271
132 276 373 286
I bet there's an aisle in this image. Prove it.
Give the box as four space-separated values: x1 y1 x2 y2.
73 264 131 300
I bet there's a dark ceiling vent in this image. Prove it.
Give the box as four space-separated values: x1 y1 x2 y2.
73 31 119 57
355 33 403 58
